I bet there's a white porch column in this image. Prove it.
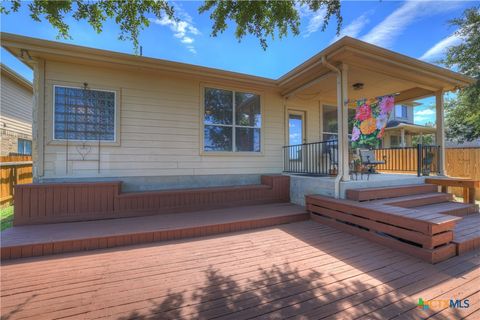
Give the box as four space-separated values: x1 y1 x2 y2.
340 64 350 181
400 128 406 147
435 90 446 175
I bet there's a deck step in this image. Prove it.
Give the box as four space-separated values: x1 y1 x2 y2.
346 184 438 201
306 194 460 263
379 192 453 208
452 213 480 255
413 202 479 217
0 203 308 260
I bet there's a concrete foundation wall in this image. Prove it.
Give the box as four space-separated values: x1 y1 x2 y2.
39 173 263 193
289 173 427 205
289 174 335 206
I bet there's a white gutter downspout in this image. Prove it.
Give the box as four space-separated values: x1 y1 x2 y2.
321 56 343 199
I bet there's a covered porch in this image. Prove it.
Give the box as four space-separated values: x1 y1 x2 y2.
278 37 474 198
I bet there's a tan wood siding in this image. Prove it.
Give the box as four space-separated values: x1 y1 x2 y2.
41 61 287 178
0 73 33 136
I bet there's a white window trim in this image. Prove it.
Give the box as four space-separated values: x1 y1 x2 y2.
201 85 264 155
52 84 118 144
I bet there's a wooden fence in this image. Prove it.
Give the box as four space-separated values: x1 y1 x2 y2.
373 145 439 175
374 147 479 200
0 155 33 207
445 148 480 200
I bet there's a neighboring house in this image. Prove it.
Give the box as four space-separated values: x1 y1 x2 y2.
0 33 473 195
382 102 436 147
0 63 33 155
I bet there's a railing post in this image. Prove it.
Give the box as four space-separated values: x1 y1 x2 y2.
417 143 422 177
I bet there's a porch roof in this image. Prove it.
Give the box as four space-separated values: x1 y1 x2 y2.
278 37 474 97
1 32 474 95
385 121 437 134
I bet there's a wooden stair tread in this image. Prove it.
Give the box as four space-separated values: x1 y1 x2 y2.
413 202 478 216
376 192 452 203
307 195 460 226
378 192 452 208
346 184 438 201
452 214 480 255
1 202 308 260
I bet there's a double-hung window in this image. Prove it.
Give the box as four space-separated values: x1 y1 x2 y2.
203 87 261 152
54 86 116 141
395 105 408 119
17 139 32 155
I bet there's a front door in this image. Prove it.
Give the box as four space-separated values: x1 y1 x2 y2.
288 110 306 145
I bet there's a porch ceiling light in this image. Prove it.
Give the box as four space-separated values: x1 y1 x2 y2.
352 83 364 90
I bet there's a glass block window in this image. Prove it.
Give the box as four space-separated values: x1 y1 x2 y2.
54 86 116 141
204 87 261 152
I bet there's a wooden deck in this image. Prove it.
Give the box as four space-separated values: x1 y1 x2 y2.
308 184 480 263
1 221 478 320
307 194 461 263
1 203 308 260
454 215 480 255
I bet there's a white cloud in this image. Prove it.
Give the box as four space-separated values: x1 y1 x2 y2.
181 37 194 44
331 13 370 43
361 1 463 48
303 7 327 38
419 33 463 61
186 45 197 54
415 109 435 116
151 6 200 54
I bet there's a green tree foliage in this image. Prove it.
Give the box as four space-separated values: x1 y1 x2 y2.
412 134 434 146
0 0 342 52
199 0 341 49
0 0 175 52
443 6 480 142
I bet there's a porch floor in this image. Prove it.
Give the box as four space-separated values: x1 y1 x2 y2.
1 203 308 260
1 221 479 319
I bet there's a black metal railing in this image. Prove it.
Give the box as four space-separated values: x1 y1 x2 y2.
417 144 441 177
283 140 338 176
283 142 441 177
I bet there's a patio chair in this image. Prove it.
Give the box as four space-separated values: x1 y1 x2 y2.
359 149 387 180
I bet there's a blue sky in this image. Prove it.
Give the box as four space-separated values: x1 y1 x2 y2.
1 0 477 125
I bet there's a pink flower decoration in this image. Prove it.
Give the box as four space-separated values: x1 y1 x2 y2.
379 96 394 115
355 104 371 121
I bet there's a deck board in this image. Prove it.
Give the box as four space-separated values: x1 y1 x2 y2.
1 221 478 320
453 214 480 254
1 203 308 259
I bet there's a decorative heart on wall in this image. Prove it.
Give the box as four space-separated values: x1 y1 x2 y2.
76 143 92 160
